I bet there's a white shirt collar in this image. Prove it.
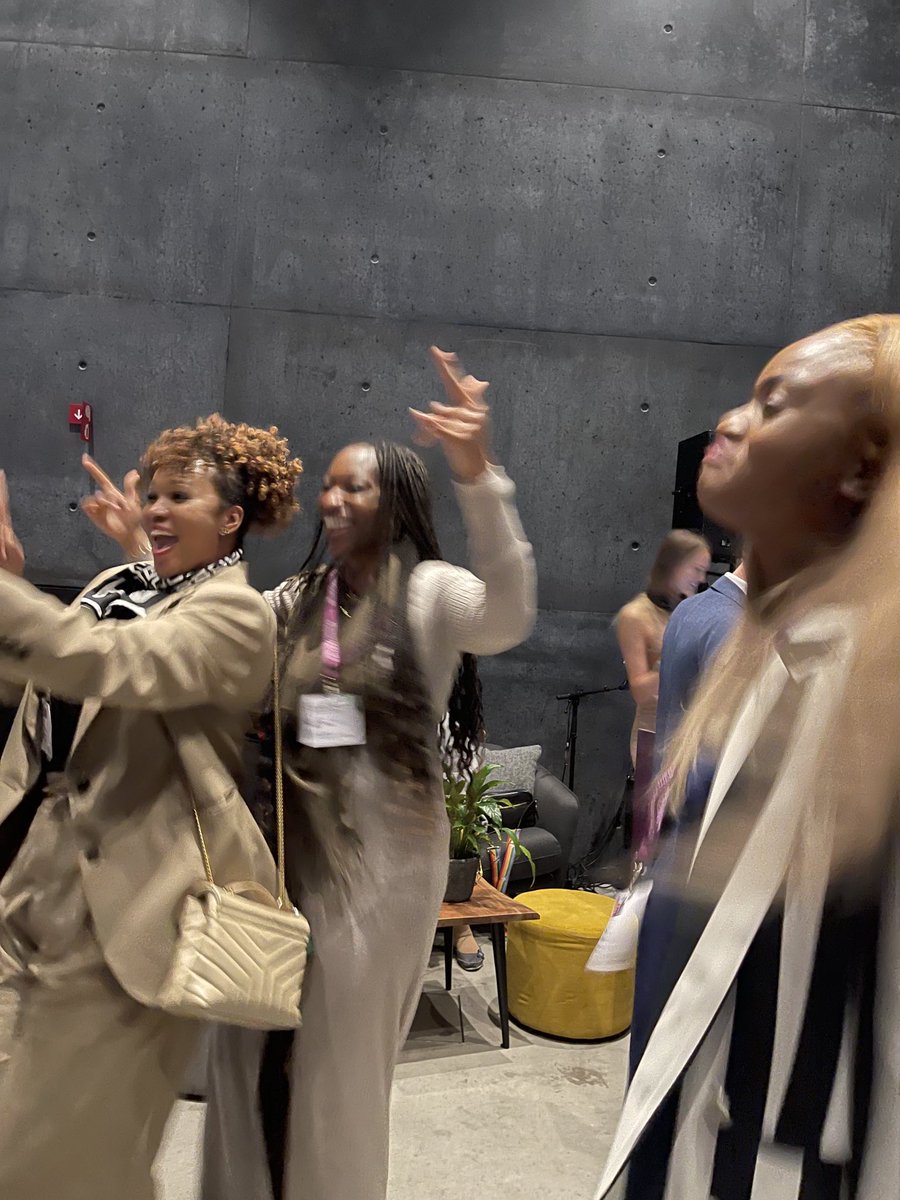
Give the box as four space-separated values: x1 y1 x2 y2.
723 571 748 595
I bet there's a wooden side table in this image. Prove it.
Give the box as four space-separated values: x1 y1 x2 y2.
436 877 539 1048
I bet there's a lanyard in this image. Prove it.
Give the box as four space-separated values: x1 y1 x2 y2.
321 569 342 689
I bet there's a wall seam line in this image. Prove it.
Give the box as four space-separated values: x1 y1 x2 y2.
0 286 782 353
1 37 897 118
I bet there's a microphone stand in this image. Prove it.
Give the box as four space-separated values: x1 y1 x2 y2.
556 682 628 792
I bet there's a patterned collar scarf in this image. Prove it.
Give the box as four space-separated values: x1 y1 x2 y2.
80 549 243 621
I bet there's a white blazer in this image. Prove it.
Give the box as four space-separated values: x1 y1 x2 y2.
595 607 899 1200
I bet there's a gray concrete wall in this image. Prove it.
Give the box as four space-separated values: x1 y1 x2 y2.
2 2 898 858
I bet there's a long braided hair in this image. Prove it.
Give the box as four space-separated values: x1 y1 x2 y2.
296 441 485 777
376 442 485 776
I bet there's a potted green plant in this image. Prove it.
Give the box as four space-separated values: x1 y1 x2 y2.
443 764 535 903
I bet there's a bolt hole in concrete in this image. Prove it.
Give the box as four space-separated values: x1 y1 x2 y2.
379 125 388 134
648 277 658 286
370 253 380 264
631 541 641 550
361 381 371 393
96 102 105 111
657 149 667 158
87 231 96 241
68 502 78 512
663 23 674 34
641 402 650 412
78 360 87 370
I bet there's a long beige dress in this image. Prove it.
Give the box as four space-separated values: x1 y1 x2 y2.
203 467 536 1200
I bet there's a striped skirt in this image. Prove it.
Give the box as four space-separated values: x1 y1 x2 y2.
617 867 899 1200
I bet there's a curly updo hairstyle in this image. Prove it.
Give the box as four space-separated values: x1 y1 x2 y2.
141 413 302 541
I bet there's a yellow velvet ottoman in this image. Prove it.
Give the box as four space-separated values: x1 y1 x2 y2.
507 890 635 1040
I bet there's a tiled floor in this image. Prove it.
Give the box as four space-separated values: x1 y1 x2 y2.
156 936 629 1200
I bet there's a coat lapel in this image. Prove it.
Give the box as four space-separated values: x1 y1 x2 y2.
65 563 248 757
47 564 137 759
66 581 190 757
711 575 746 607
690 652 788 872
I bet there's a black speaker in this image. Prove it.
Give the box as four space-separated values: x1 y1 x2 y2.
672 431 735 564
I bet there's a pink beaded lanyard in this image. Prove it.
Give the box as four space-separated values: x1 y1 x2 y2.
321 569 342 691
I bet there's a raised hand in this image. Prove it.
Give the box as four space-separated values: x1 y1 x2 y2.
0 470 25 577
410 346 491 483
81 454 148 558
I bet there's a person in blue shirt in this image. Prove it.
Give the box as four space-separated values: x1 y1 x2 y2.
654 562 747 774
629 559 747 1082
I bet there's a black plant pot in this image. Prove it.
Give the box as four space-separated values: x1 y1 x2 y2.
444 856 479 903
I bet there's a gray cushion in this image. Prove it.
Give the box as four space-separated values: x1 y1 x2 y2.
492 789 538 828
482 744 542 794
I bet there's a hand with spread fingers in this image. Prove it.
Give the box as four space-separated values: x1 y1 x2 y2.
411 346 492 483
0 470 25 577
81 453 149 559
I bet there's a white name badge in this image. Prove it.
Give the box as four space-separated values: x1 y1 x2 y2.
298 694 366 749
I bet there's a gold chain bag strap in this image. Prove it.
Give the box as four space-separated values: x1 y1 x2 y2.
157 640 310 1030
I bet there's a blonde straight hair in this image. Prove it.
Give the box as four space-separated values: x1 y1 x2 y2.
664 314 900 876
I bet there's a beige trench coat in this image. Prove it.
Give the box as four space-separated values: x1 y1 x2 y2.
0 563 277 1004
0 563 277 1200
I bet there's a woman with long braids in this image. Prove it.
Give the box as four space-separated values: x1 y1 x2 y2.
195 346 536 1200
0 416 301 1199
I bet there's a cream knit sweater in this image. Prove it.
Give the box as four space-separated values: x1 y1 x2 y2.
264 465 536 716
407 465 536 713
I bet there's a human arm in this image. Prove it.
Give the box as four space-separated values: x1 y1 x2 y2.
410 347 536 654
0 571 274 711
617 608 660 710
0 471 25 578
416 469 536 654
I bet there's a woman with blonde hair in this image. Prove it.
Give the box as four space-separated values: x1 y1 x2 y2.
0 416 302 1200
597 315 900 1200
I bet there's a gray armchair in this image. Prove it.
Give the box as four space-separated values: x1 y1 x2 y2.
480 765 579 891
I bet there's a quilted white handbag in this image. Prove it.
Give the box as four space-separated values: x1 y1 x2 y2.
158 641 309 1030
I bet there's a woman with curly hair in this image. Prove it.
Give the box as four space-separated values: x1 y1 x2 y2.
597 315 900 1200
200 347 536 1200
0 415 301 1200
